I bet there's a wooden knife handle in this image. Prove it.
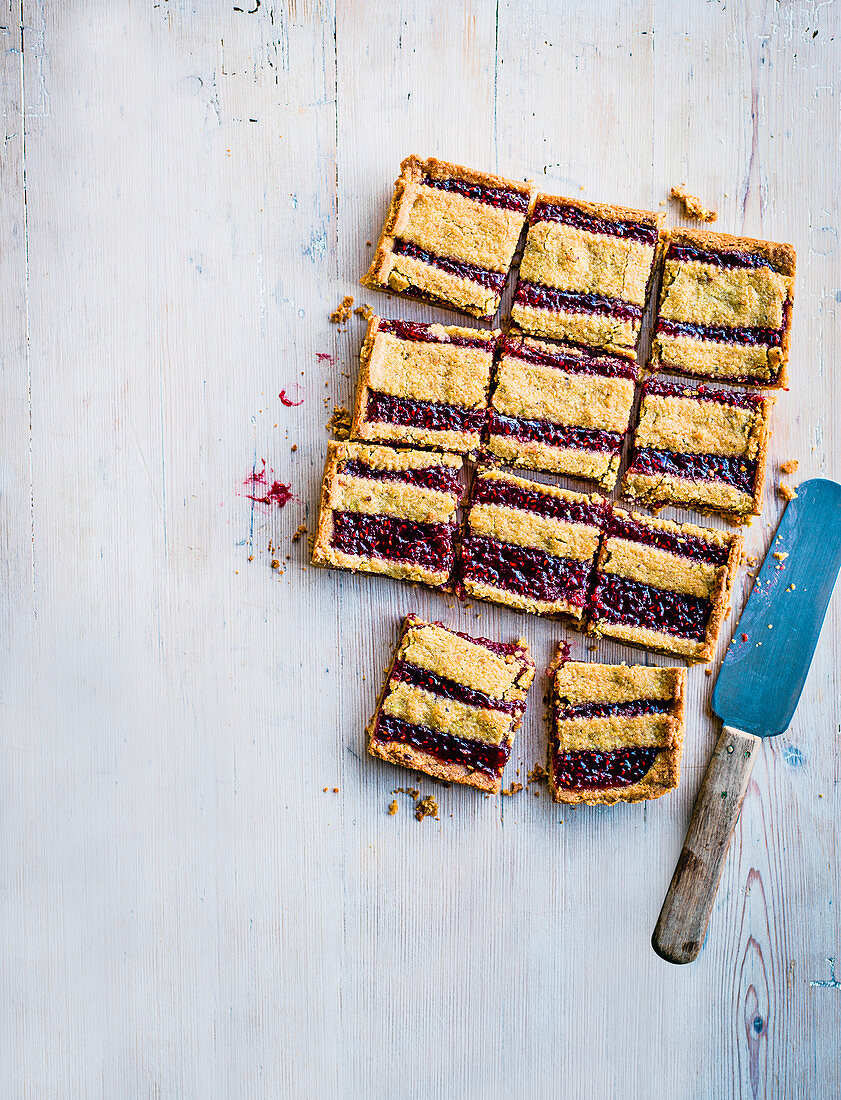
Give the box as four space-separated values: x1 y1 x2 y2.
652 724 761 964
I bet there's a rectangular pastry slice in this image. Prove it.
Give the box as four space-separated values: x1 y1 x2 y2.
350 316 498 454
311 442 462 588
510 194 664 357
460 467 606 619
548 657 685 805
651 227 796 387
622 379 773 522
485 335 637 489
588 507 742 661
361 155 535 320
368 614 535 793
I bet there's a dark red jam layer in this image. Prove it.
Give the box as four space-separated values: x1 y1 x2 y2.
392 240 507 293
589 574 710 640
553 746 659 790
462 536 592 607
470 472 606 526
532 201 659 246
515 282 643 323
374 714 508 777
656 317 782 348
629 448 756 497
605 511 730 567
377 318 495 351
667 242 774 271
331 511 455 572
339 459 461 496
643 377 765 411
554 698 673 720
365 391 486 436
487 411 623 455
390 660 519 714
500 336 637 379
423 174 529 214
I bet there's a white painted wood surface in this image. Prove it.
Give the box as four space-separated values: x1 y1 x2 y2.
2 1 839 1095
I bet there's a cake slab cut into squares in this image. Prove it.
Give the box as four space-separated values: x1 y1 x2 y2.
548 657 686 805
651 227 796 387
362 155 536 320
622 378 773 522
311 442 462 589
588 507 742 661
510 194 664 357
485 334 637 489
460 467 607 619
350 316 499 454
367 614 535 793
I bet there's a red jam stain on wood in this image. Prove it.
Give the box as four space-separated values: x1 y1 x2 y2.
316 352 334 363
243 461 294 509
279 388 304 407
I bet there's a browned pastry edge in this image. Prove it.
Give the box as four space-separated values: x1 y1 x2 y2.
531 190 665 230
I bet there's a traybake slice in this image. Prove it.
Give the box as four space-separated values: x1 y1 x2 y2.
311 442 462 588
622 379 773 522
651 227 796 386
485 335 637 489
350 316 498 454
362 155 535 320
460 467 606 618
548 657 685 805
368 614 535 793
510 194 664 357
588 507 742 661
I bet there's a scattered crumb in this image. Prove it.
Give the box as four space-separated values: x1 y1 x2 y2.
587 644 598 652
333 787 339 793
502 783 524 797
787 583 797 592
773 551 789 561
533 790 540 797
705 668 713 676
415 795 439 821
388 799 399 815
247 555 254 561
330 295 354 323
323 787 328 792
354 304 374 320
394 786 420 799
527 764 549 785
271 559 280 569
366 240 372 246
292 524 308 543
327 405 352 440
778 484 798 501
670 184 717 222
768 624 773 629
780 459 799 474
291 444 298 452
744 555 758 567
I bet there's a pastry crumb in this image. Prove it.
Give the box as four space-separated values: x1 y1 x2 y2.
330 295 354 323
527 763 549 785
354 303 374 320
773 551 789 561
395 786 420 800
388 799 399 815
704 668 713 676
502 783 524 797
292 523 308 543
779 459 799 474
670 184 717 222
778 483 798 501
326 405 352 440
333 787 339 793
291 443 298 451
270 559 280 569
414 795 439 821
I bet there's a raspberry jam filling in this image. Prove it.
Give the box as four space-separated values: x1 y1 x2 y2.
392 240 507 292
656 317 783 348
500 336 638 379
462 536 592 607
643 378 765 411
365 391 486 435
628 448 757 497
390 660 519 714
487 411 623 455
589 574 710 640
330 511 455 572
374 714 509 777
339 459 462 495
470 473 606 526
605 511 730 567
555 698 672 720
377 318 495 351
667 242 774 271
531 201 660 246
423 174 530 214
553 746 659 790
514 282 643 324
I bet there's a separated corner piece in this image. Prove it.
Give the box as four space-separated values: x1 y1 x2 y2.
547 656 685 805
649 226 796 388
367 614 535 793
361 155 536 321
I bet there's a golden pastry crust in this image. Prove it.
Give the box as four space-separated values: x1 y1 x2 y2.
670 185 717 222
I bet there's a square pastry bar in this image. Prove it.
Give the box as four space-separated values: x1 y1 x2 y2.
651 227 796 386
548 658 685 805
588 508 742 661
622 379 773 522
362 155 535 320
350 316 498 454
485 335 637 489
368 614 535 793
460 467 606 619
311 442 462 589
510 194 664 357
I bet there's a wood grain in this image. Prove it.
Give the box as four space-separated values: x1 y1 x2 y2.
1 1 840 1096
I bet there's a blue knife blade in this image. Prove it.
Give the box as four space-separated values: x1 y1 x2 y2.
712 479 841 738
